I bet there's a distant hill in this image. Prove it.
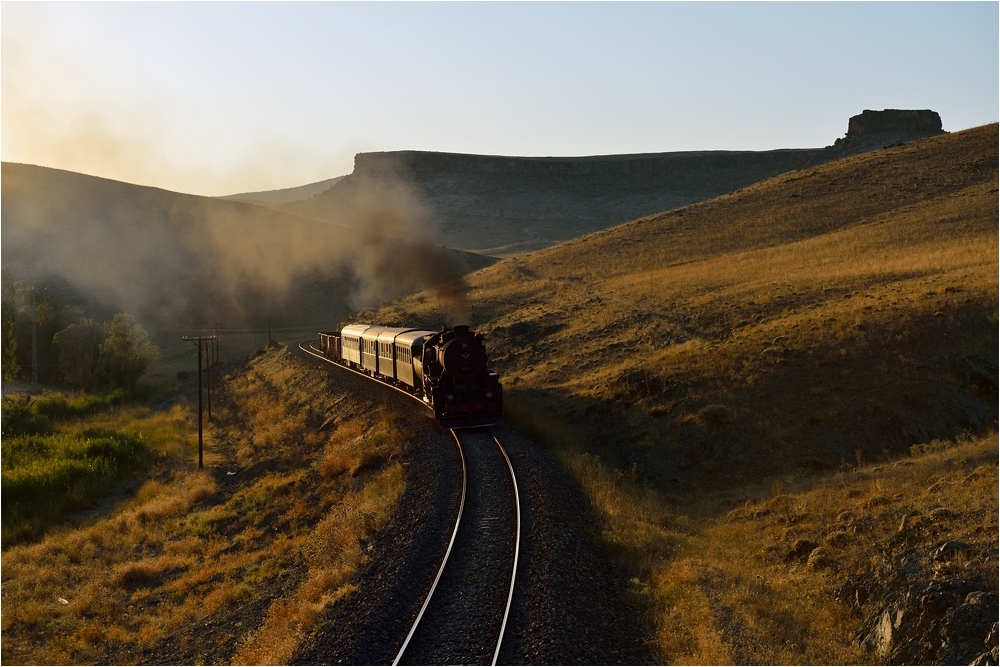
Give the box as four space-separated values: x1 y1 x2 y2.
218 176 345 205
284 109 947 256
1 164 494 340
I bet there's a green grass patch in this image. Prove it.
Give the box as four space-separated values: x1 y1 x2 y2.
32 389 126 420
181 508 238 537
1 390 128 438
1 429 149 546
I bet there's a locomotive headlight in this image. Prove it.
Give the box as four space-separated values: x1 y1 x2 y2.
486 391 493 399
447 394 454 402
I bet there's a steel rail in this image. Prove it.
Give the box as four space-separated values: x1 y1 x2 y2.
490 431 522 666
391 429 468 666
299 339 518 664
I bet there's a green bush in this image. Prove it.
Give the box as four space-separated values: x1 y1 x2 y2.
0 394 51 436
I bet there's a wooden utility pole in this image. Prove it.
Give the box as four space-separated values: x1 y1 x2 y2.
182 335 217 469
206 344 212 421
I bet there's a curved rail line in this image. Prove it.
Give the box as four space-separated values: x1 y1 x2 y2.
392 430 468 666
489 431 522 666
297 339 521 664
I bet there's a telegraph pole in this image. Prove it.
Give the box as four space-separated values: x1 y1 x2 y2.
205 345 212 421
182 334 217 470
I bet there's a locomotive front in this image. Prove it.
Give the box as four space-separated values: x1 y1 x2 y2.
421 325 503 428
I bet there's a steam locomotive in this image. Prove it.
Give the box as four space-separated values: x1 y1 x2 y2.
318 324 503 428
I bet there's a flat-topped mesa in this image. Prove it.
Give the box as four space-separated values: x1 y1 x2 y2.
292 109 955 256
847 109 943 137
833 109 944 151
354 110 946 182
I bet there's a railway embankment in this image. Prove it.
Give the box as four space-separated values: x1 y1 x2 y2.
2 342 657 665
1 347 415 664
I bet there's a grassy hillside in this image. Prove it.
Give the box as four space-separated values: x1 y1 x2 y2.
360 124 998 662
285 121 943 258
372 123 997 486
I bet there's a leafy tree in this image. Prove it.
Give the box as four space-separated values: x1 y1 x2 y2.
2 276 81 384
1 270 21 382
53 318 107 391
101 313 160 390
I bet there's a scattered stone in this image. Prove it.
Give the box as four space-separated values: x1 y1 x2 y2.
856 568 997 665
939 592 999 665
807 547 834 570
784 539 819 563
971 622 999 666
929 507 958 521
866 494 891 508
836 510 856 524
826 530 851 548
932 541 973 562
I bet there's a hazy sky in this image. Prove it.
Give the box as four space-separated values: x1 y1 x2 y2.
2 2 997 196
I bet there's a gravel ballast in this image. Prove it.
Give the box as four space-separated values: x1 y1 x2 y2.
290 344 656 664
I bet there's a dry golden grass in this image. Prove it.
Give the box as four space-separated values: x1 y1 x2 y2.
1 348 412 665
375 125 997 475
233 450 407 665
364 124 999 662
652 432 997 664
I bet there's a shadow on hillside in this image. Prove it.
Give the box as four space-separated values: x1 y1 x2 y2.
502 345 998 519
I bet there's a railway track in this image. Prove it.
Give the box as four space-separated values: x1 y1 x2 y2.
298 340 522 665
394 428 521 665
